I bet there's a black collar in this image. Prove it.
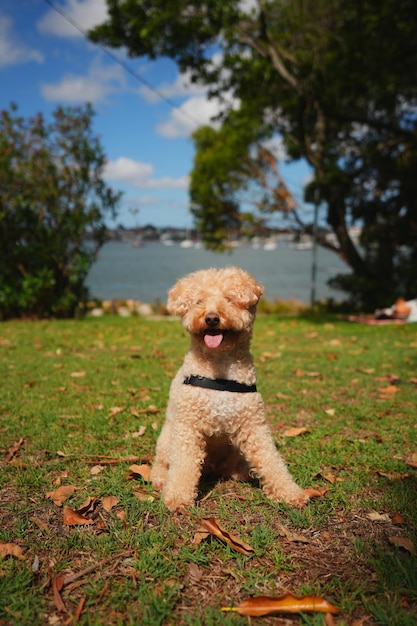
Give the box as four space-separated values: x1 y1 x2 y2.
183 375 257 393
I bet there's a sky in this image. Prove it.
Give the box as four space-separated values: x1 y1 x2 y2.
0 0 311 229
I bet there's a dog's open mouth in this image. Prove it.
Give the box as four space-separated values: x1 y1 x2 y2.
203 330 224 348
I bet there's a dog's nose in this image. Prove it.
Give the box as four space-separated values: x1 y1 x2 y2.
205 312 220 327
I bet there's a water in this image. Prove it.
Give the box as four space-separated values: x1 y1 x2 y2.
85 240 349 304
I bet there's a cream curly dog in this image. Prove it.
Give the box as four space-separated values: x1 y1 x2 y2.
150 266 308 511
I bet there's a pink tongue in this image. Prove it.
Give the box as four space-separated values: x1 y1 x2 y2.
204 332 223 348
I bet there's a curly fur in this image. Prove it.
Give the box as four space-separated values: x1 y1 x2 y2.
150 266 308 511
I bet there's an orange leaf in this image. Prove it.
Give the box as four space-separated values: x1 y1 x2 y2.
222 593 340 616
304 486 329 498
128 463 151 481
46 484 75 506
0 542 24 560
101 495 119 511
52 576 66 612
199 517 254 555
62 505 94 526
284 427 309 437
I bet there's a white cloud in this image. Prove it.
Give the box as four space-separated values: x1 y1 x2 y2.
37 0 108 38
0 13 43 68
41 56 126 103
138 70 206 105
104 157 189 189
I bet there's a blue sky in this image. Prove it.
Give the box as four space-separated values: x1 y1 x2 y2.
1 0 310 229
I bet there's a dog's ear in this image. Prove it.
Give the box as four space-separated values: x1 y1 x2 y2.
167 279 192 316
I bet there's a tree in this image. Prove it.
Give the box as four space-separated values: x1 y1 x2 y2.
90 0 417 308
0 103 122 319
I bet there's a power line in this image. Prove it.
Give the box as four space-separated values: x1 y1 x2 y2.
42 0 202 128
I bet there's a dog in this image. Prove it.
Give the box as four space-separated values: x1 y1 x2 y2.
150 266 308 511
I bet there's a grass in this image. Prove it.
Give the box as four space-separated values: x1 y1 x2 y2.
0 313 416 625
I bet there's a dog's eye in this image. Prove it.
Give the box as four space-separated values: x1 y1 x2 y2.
195 299 203 306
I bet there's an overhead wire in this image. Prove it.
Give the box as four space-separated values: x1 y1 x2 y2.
42 0 202 129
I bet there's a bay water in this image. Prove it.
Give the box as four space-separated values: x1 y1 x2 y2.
85 240 348 305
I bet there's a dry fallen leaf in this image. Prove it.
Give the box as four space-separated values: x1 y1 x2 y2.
304 486 330 499
284 427 309 437
46 484 75 506
388 536 416 555
377 470 409 481
62 505 95 526
391 512 406 525
70 371 86 378
0 542 24 560
6 437 25 462
101 495 119 512
109 406 125 417
198 517 255 555
276 525 310 544
128 463 151 481
222 593 340 616
367 511 391 523
132 425 146 438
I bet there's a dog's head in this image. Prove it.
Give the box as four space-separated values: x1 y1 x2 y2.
167 266 264 350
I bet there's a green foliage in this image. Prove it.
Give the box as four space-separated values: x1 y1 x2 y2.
90 0 417 308
0 103 122 319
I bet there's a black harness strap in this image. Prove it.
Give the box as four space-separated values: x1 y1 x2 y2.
183 375 257 393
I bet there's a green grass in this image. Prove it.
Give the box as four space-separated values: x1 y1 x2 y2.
0 314 416 625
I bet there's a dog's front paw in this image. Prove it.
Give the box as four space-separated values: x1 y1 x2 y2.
162 493 195 512
287 489 310 508
150 465 167 492
264 483 309 508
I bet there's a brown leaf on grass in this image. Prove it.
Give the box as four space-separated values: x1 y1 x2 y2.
388 536 416 555
221 593 340 616
128 463 151 481
133 488 155 502
46 484 75 506
132 425 146 437
367 511 391 523
304 486 330 498
198 517 255 555
74 596 86 622
406 452 417 469
315 472 344 484
6 437 25 462
109 406 124 417
191 528 210 547
90 464 104 475
391 512 407 525
70 371 86 378
62 505 95 526
284 427 309 437
377 470 409 481
76 496 98 516
276 391 291 400
101 495 119 511
378 385 400 399
187 562 204 583
0 542 24 560
52 575 66 612
276 525 310 544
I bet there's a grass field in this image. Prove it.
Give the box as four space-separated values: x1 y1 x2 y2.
0 314 416 625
